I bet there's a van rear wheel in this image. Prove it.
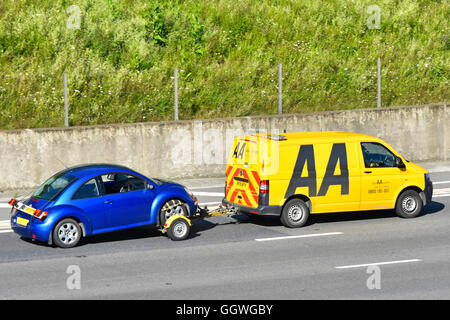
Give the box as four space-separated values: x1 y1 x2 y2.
396 190 423 218
281 199 310 228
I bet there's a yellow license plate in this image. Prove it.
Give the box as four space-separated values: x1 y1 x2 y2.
16 217 29 227
23 207 35 215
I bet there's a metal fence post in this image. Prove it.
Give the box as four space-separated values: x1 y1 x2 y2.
377 58 381 108
174 68 179 120
64 72 69 126
278 63 282 115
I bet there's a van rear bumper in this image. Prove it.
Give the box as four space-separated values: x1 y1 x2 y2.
222 198 282 216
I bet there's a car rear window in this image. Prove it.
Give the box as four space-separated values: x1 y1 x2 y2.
33 172 77 201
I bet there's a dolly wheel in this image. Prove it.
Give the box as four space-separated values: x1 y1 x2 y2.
167 218 191 241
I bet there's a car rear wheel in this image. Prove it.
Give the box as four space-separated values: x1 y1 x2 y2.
396 190 423 218
53 218 82 248
280 198 310 228
159 199 187 226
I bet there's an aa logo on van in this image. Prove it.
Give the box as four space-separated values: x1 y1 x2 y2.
233 142 246 160
285 143 349 198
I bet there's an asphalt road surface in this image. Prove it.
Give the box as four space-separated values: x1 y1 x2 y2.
0 171 449 299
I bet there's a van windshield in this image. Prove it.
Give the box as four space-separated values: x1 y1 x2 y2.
33 172 77 201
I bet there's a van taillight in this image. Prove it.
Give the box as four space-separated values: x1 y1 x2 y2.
259 180 269 194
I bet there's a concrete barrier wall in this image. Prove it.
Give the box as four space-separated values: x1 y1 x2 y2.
0 103 448 190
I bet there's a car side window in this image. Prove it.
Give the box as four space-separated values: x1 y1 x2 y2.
100 173 147 194
72 178 100 200
361 142 396 168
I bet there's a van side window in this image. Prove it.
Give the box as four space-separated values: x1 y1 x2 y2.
72 178 100 200
361 142 396 168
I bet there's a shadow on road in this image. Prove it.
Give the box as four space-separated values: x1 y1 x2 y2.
230 200 446 228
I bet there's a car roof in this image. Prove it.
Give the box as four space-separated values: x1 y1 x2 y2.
58 163 134 178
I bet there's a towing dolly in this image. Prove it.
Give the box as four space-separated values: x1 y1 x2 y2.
159 204 238 241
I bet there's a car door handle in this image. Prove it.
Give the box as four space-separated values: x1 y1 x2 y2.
364 170 372 174
104 199 113 204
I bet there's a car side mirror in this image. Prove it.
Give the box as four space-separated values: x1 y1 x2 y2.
395 157 406 169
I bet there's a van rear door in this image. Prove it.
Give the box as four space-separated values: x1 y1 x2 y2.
225 136 261 208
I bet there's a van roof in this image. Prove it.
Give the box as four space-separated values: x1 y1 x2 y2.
251 131 377 143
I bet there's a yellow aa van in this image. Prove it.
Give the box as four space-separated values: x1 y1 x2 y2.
222 132 433 228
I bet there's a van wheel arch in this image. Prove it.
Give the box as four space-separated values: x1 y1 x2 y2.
282 194 312 213
395 186 424 208
395 188 423 218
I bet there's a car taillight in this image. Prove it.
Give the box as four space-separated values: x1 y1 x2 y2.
259 180 269 194
33 209 48 221
8 198 16 206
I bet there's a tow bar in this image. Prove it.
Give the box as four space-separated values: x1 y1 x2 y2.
159 204 238 241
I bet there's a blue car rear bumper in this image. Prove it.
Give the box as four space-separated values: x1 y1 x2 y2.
11 211 52 242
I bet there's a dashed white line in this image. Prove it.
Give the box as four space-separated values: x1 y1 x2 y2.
434 188 450 194
335 259 422 269
255 232 343 242
433 181 450 185
198 201 222 206
190 185 225 190
193 191 224 197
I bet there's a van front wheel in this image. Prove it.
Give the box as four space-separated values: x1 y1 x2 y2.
396 190 423 218
281 199 310 228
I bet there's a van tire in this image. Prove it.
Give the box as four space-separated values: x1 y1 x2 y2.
395 190 423 218
281 199 310 228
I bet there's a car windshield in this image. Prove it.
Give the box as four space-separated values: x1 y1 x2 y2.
32 172 77 201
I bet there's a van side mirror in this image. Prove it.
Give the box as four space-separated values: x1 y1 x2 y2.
395 157 406 169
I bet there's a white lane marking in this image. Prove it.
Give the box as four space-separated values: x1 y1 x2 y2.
433 181 450 185
255 232 343 242
190 185 225 190
193 191 224 197
335 259 422 269
0 203 11 208
434 188 450 195
198 202 222 206
0 220 11 232
433 194 450 198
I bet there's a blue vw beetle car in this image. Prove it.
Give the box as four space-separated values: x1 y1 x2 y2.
10 164 198 248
